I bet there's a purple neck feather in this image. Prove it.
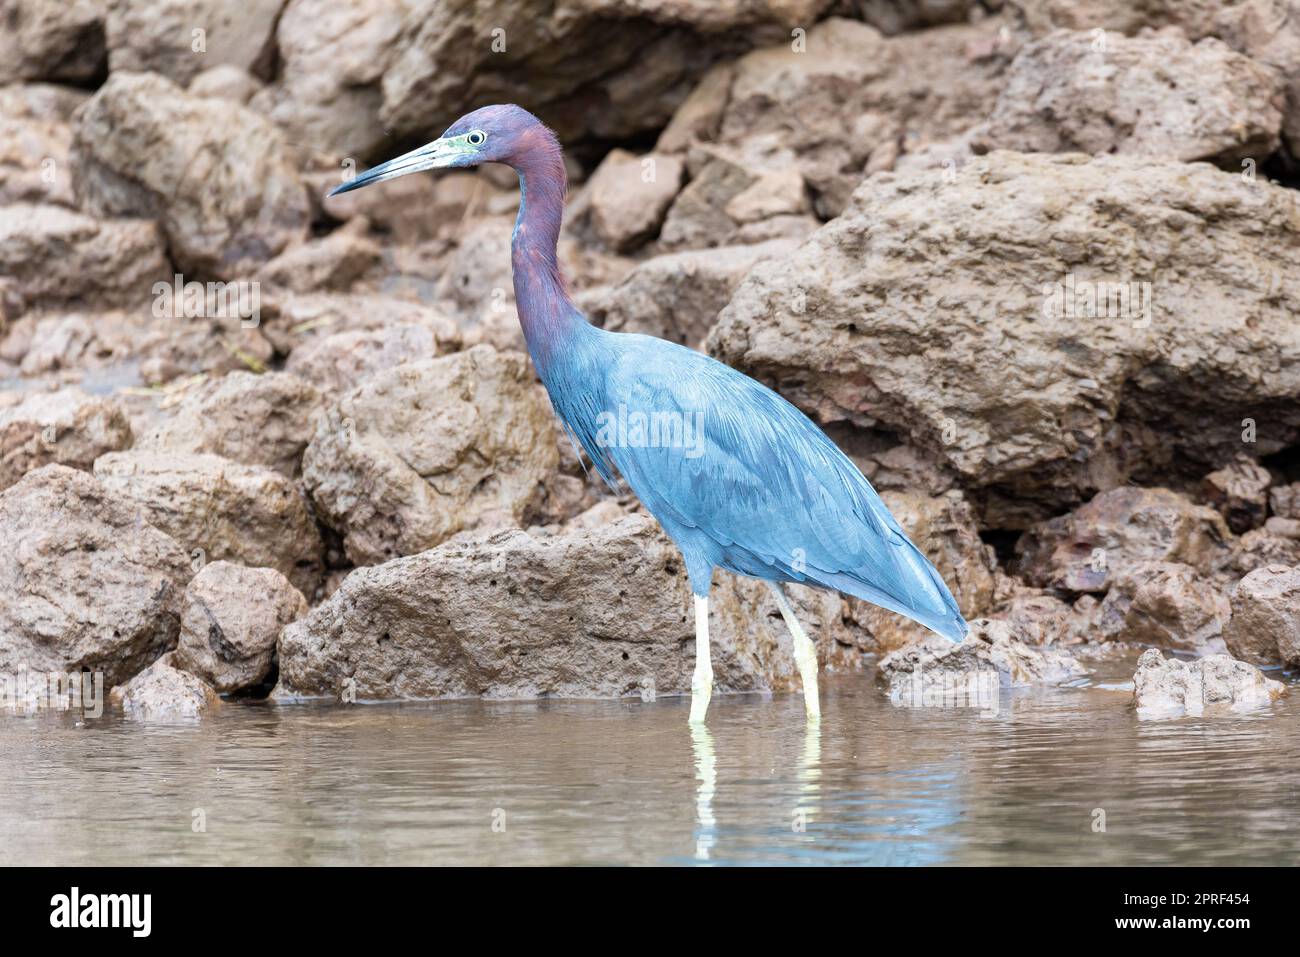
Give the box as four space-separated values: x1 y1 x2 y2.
508 129 584 371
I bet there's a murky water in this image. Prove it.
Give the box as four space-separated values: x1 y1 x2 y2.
1 651 1296 866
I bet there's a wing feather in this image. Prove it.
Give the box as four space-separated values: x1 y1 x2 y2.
591 337 965 640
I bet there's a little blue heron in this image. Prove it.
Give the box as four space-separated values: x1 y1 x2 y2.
331 104 967 724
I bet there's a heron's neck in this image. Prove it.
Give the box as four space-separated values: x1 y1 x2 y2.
510 144 584 372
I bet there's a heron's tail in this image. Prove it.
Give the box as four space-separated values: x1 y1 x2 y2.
808 540 969 643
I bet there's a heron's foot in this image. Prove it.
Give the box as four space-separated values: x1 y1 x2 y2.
688 669 713 725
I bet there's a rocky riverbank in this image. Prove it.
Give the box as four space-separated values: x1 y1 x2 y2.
1 0 1296 720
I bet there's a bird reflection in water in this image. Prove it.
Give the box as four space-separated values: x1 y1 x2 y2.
689 716 824 862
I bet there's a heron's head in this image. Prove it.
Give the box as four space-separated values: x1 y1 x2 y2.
329 104 556 197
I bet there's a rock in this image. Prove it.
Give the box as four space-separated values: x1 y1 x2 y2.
7 307 274 384
584 149 684 251
658 141 812 248
72 71 311 278
1266 516 1300 538
256 228 381 293
187 64 263 104
865 443 958 497
710 152 1300 524
104 0 281 86
584 238 799 348
302 346 558 566
655 62 733 153
1224 564 1300 666
0 0 107 85
259 292 462 358
1016 487 1231 593
0 204 169 312
1271 483 1300 519
523 421 617 527
0 388 132 491
378 1 830 150
136 371 322 478
1096 561 1231 654
275 513 859 701
175 561 307 693
93 451 326 597
0 84 87 206
0 465 191 686
848 490 999 653
1132 647 1284 718
1216 526 1300 582
285 323 439 393
857 0 977 34
706 18 1011 218
972 29 1283 164
316 167 445 243
1201 458 1272 533
436 215 524 352
109 652 220 720
879 619 1086 706
1007 0 1300 157
249 0 411 160
992 588 1102 646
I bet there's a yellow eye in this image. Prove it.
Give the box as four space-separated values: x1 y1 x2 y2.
467 130 486 146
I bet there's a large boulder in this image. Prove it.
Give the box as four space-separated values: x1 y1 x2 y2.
972 29 1283 164
692 17 1012 218
1223 564 1300 666
378 0 832 151
93 451 326 597
710 152 1300 525
104 0 279 85
0 204 169 312
303 346 558 566
1016 487 1231 593
0 465 191 686
275 512 858 701
72 71 311 278
0 388 132 491
135 371 322 478
249 0 420 159
1132 647 1285 718
104 0 281 86
175 561 307 693
1007 0 1300 156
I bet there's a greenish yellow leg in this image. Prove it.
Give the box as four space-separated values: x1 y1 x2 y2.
688 594 712 725
769 583 821 722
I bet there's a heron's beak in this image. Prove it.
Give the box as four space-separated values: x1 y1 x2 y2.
328 138 463 196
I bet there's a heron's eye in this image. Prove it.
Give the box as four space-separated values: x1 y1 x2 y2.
467 130 486 147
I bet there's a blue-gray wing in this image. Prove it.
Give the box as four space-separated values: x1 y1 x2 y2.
596 338 966 641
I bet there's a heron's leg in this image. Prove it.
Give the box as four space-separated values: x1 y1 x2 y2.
768 583 821 722
688 594 712 725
